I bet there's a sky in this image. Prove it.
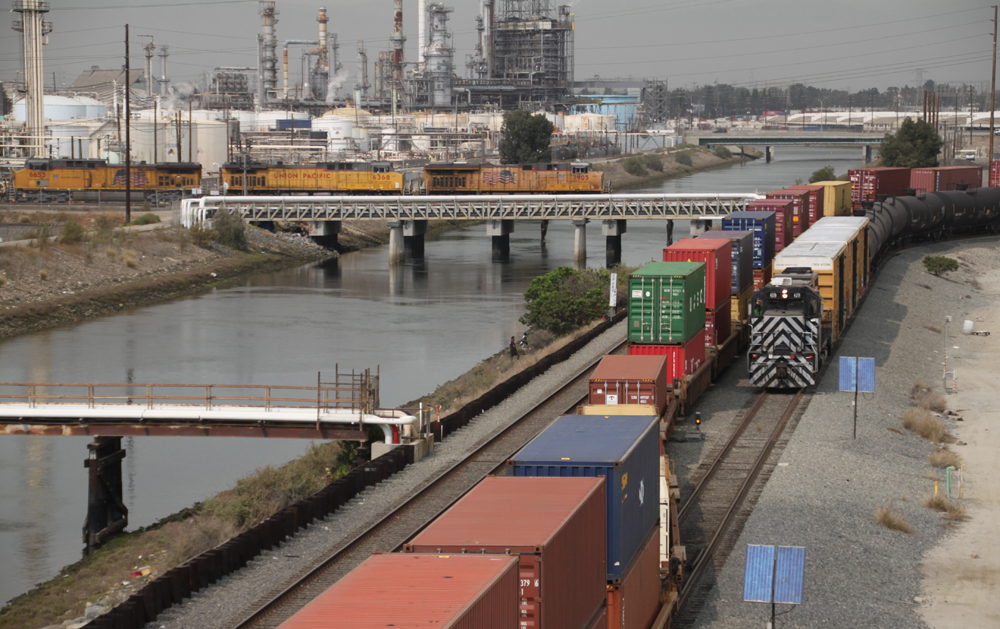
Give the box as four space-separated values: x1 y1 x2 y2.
0 0 994 95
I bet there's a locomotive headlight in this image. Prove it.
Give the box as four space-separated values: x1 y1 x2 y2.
781 289 788 299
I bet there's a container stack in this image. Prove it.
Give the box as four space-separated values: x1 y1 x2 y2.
847 167 911 208
509 414 662 629
811 180 853 216
722 210 776 291
745 199 793 251
663 238 732 347
588 354 669 417
991 161 1000 187
765 188 811 237
697 229 754 323
405 476 608 629
785 183 824 225
910 166 983 192
627 262 707 382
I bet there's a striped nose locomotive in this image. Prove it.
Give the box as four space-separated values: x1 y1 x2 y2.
748 268 825 388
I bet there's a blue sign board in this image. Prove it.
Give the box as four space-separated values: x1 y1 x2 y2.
744 544 806 605
838 357 875 393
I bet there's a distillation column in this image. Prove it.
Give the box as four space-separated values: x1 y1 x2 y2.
13 0 52 156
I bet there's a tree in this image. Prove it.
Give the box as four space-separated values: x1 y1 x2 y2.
498 110 555 164
922 255 958 276
809 166 836 183
879 118 943 168
520 266 610 336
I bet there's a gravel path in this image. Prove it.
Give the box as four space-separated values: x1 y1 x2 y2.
148 320 627 629
687 236 999 629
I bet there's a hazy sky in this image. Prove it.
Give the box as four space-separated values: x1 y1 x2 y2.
0 0 994 94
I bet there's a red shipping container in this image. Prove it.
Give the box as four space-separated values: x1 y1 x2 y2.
746 199 793 251
405 477 607 629
589 355 668 415
785 184 824 224
606 528 661 629
847 167 911 206
705 300 732 347
910 166 982 192
765 189 810 236
276 553 519 629
663 237 732 310
991 161 1000 187
752 264 772 290
627 331 706 383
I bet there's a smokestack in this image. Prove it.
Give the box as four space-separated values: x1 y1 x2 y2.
283 46 289 99
391 0 404 99
418 0 426 65
159 45 169 98
260 1 279 101
317 7 328 70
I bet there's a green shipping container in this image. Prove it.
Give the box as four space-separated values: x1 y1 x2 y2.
628 262 706 343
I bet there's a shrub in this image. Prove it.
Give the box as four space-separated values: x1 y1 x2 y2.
875 502 913 533
38 269 48 280
212 208 248 250
928 449 962 469
901 407 945 443
922 494 967 520
32 224 52 250
190 224 217 248
641 153 664 172
712 146 732 159
809 166 836 183
18 215 32 224
127 213 162 227
120 249 138 268
0 274 5 288
676 151 694 167
922 255 959 276
622 156 647 176
105 247 118 259
911 381 946 412
60 217 86 245
520 266 613 336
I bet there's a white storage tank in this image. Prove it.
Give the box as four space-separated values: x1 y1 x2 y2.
13 95 89 121
311 116 354 152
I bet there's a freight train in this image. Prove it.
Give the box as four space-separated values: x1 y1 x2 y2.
218 160 404 195
11 158 202 202
423 161 604 194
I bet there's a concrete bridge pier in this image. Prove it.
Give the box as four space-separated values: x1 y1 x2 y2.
310 221 341 250
573 219 589 267
602 220 626 268
84 437 128 552
403 220 428 258
540 220 549 243
487 219 514 260
666 219 675 246
765 146 774 163
387 220 404 265
689 219 711 238
862 145 873 163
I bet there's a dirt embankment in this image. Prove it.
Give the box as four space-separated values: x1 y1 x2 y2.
596 144 760 191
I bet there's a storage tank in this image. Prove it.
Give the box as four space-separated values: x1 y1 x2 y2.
76 96 109 119
311 116 354 152
13 95 89 121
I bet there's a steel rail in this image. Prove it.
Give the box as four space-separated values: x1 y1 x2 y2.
676 390 804 615
229 339 627 629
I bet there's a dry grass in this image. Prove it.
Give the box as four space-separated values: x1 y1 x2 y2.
928 449 963 469
911 382 946 412
922 494 968 520
901 408 946 443
37 269 48 281
923 324 942 333
120 249 138 269
104 247 117 259
875 503 914 534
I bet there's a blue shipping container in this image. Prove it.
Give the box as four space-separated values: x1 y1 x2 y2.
509 415 660 583
722 211 776 270
275 119 312 130
697 230 754 294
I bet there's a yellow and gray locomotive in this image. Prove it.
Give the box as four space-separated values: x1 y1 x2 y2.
12 158 202 203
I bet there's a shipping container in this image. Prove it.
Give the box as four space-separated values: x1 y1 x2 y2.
705 300 732 347
663 238 732 310
785 184 824 224
796 217 870 313
910 166 983 192
697 229 754 295
765 189 810 236
722 211 776 269
628 262 706 344
405 477 607 629
991 161 1000 187
509 415 659 583
731 284 754 323
746 199 793 250
773 240 847 340
587 608 608 629
606 527 661 629
589 355 669 416
276 553 519 629
752 262 773 290
627 331 706 382
579 404 659 417
812 180 852 216
275 119 311 130
847 167 911 206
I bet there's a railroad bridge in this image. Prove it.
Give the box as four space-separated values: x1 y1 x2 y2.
690 131 883 163
182 193 762 265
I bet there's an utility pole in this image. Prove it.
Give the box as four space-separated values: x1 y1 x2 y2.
125 24 131 224
153 99 157 163
970 85 974 144
991 5 997 162
188 100 193 162
175 111 182 163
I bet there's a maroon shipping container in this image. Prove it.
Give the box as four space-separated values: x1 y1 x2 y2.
766 189 810 236
276 553 519 629
606 527 661 629
848 167 911 206
587 609 608 629
705 301 732 347
746 199 793 251
785 184 824 224
991 161 1000 188
405 477 607 629
663 237 732 310
589 354 669 415
627 331 706 383
752 264 772 290
910 166 983 192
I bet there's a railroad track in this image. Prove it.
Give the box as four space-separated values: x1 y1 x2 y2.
673 389 808 627
229 340 627 629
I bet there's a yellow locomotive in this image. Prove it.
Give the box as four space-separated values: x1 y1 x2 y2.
220 161 403 195
12 158 202 203
423 162 604 194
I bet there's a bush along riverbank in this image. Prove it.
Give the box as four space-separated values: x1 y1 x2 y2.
594 144 761 191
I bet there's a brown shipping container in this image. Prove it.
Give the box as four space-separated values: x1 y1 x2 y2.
627 331 706 382
848 167 911 206
991 161 1000 188
663 238 732 311
786 184 824 224
276 553 519 629
704 300 732 347
765 189 810 236
746 199 793 251
752 263 773 290
589 355 669 416
405 477 607 629
910 166 982 192
606 527 661 629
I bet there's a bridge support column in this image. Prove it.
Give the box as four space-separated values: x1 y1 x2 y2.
310 221 341 250
689 219 710 238
602 220 626 268
765 146 774 163
540 220 549 243
487 219 514 260
403 220 428 258
573 219 589 267
666 220 675 246
387 220 404 265
862 145 872 163
83 437 128 553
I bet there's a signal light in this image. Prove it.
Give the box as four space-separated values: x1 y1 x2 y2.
790 354 796 360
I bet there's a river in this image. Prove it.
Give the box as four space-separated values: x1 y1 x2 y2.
0 146 867 606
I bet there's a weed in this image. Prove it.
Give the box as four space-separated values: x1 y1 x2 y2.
875 502 913 534
923 255 959 276
18 214 31 224
923 324 942 333
105 247 118 259
127 213 162 227
901 407 945 443
945 501 968 520
969 277 982 290
38 269 48 281
60 217 86 245
922 494 968 520
0 273 5 288
712 146 732 159
676 151 694 167
189 224 216 248
641 153 664 172
622 156 647 177
922 493 948 511
928 449 963 469
911 382 946 412
120 249 138 269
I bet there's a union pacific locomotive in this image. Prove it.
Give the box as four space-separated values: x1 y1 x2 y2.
219 161 403 195
12 158 202 203
423 162 604 194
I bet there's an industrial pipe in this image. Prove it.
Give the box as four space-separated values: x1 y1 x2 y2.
282 40 319 100
418 0 426 64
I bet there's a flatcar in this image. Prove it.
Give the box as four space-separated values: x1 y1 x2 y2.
220 161 402 195
423 161 604 194
12 158 202 203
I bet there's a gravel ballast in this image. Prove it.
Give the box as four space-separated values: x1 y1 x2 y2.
689 237 999 629
148 320 627 629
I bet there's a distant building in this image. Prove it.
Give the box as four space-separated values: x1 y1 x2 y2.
68 66 159 107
